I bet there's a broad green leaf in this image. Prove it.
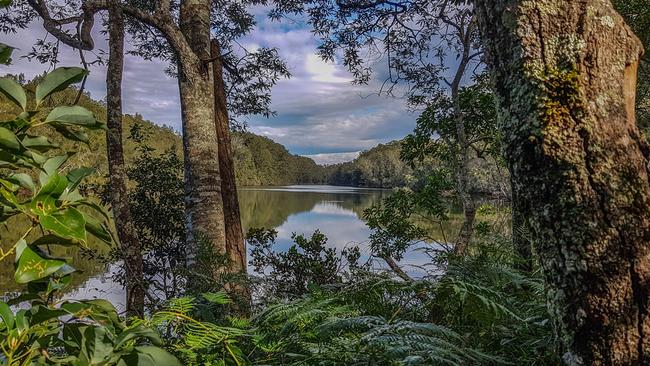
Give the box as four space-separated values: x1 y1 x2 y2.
134 346 181 366
45 106 101 128
52 123 89 143
85 217 111 243
8 173 34 192
67 167 95 191
115 326 162 348
32 234 79 247
15 240 66 284
0 43 13 65
0 78 26 110
0 301 14 330
0 127 20 150
22 135 58 152
78 201 111 221
39 207 86 243
28 304 66 325
43 153 73 176
32 173 67 215
36 67 88 105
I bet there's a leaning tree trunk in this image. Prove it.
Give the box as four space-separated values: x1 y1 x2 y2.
473 0 650 364
210 39 246 274
177 1 227 264
210 39 251 314
106 5 145 317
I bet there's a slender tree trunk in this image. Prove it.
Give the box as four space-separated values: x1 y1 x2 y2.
474 1 650 364
210 39 246 273
210 39 251 314
177 1 227 264
451 23 478 255
106 5 144 317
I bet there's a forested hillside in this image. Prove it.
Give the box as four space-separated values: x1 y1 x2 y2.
0 79 327 187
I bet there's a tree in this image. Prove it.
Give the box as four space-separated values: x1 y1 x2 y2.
273 0 484 253
473 0 650 363
9 0 289 288
106 3 145 317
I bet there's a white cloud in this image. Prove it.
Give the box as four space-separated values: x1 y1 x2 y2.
0 11 418 157
304 152 361 165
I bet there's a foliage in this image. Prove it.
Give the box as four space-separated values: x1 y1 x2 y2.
233 132 327 186
248 228 365 302
250 237 556 365
0 66 178 365
326 141 413 188
139 293 249 366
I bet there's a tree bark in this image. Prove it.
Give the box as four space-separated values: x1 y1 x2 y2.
450 19 478 255
210 39 251 314
473 0 650 364
210 39 246 274
177 1 227 264
107 5 145 317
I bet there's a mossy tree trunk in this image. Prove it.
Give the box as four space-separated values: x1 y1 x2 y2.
473 0 650 364
177 1 227 263
106 5 145 317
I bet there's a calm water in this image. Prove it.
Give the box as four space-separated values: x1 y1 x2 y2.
1 185 459 308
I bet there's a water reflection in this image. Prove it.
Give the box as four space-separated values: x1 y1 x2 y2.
1 185 465 303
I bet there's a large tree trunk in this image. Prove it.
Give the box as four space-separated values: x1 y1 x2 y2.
473 0 650 364
210 39 246 273
106 5 144 317
177 1 227 264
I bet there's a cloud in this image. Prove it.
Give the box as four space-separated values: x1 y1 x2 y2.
0 11 418 162
305 151 361 165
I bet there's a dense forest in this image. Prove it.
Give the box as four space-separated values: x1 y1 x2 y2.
1 0 650 365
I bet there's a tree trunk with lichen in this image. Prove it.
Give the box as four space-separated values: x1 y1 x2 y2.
177 1 227 266
473 0 650 364
106 6 145 317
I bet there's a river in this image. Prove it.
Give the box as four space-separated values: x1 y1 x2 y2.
1 185 463 309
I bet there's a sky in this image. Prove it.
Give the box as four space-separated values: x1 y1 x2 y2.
0 8 418 165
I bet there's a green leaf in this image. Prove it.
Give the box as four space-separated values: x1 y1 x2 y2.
67 167 95 191
39 207 86 243
133 346 181 366
0 301 14 330
32 234 79 247
85 216 111 243
22 135 59 152
42 153 73 177
15 240 67 284
0 127 20 150
8 173 34 192
0 77 26 110
0 43 14 65
45 106 101 128
32 173 67 214
36 67 88 105
52 123 89 143
115 326 162 348
0 0 12 8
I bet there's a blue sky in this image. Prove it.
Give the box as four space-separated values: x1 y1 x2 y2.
0 8 418 165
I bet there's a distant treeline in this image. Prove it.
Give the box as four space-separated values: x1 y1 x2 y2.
323 141 411 188
0 79 502 190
